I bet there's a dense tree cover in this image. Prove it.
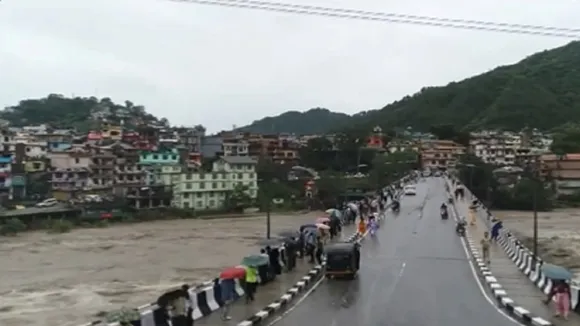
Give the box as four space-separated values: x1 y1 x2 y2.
238 108 351 134
550 122 580 155
457 154 553 211
241 41 580 135
349 41 580 132
0 94 162 131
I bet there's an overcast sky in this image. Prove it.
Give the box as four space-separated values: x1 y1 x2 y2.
0 0 578 133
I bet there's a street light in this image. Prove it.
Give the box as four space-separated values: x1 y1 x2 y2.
259 178 279 239
524 162 540 271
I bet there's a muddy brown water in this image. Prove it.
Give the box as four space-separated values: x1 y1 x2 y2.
0 213 320 326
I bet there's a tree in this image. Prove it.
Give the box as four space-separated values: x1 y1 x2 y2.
369 151 417 188
551 123 580 155
0 95 163 131
429 124 470 147
225 184 251 212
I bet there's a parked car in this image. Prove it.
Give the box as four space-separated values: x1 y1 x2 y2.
35 198 58 207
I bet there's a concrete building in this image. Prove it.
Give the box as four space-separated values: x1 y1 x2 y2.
172 156 258 210
539 154 580 195
420 140 465 169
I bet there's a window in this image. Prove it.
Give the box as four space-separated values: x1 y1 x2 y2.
199 173 205 179
212 182 218 189
186 174 192 180
74 158 80 164
197 201 203 208
171 155 178 160
33 162 41 169
199 182 205 189
153 154 159 159
162 155 168 160
197 192 203 198
186 183 192 189
183 202 190 208
212 173 217 179
26 147 31 152
209 200 215 207
237 173 243 179
208 192 214 197
222 182 226 188
249 173 254 178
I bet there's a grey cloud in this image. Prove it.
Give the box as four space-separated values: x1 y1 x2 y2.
0 0 578 132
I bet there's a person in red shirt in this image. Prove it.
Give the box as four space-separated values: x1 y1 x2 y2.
545 280 571 320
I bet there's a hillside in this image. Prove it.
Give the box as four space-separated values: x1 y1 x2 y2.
238 108 351 134
348 41 580 132
0 94 164 131
241 41 580 135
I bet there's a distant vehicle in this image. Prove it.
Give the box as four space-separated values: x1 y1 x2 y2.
35 198 58 207
422 170 431 177
434 171 442 177
404 185 417 196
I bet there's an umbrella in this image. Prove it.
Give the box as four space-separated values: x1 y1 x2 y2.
541 263 573 280
256 238 284 246
325 208 338 214
278 230 299 238
347 203 359 212
220 266 246 280
330 210 342 219
241 254 269 267
316 217 330 223
300 224 317 232
316 223 330 230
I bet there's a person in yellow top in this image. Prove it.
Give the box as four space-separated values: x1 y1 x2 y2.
358 217 367 236
480 231 491 264
244 265 258 303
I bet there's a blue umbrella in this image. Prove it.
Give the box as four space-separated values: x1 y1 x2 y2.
541 263 573 280
241 254 269 267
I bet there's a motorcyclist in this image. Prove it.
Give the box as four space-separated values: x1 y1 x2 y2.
440 202 448 217
456 216 467 234
392 199 400 212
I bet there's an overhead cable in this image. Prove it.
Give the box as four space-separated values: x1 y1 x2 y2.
170 0 580 38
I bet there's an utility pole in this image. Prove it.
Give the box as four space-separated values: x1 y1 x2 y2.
266 197 271 239
531 161 539 271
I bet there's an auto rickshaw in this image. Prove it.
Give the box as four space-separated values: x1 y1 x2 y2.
324 242 361 280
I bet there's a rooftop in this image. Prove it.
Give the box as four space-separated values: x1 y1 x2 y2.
220 156 257 165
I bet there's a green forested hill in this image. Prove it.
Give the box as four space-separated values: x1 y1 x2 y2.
238 108 351 134
348 41 580 132
241 41 580 135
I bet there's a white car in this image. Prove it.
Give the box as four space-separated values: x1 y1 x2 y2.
404 185 417 196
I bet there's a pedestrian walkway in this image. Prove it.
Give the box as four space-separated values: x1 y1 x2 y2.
456 198 580 325
196 229 357 325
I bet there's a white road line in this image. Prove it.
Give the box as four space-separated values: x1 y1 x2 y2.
449 197 525 326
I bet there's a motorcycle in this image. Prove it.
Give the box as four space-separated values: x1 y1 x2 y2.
441 209 448 220
456 224 466 237
392 203 400 213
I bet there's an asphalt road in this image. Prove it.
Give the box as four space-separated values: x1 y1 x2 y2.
274 178 517 326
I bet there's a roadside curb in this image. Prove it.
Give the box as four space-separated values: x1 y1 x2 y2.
448 179 553 326
236 232 361 326
465 234 553 326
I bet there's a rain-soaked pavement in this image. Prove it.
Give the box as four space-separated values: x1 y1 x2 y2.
0 212 321 326
273 178 518 326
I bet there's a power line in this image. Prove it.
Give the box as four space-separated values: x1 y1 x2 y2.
170 0 580 38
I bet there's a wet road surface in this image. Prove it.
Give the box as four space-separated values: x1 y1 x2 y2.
196 226 360 325
274 178 518 326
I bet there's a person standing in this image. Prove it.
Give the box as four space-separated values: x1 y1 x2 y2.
220 278 236 321
315 236 324 265
545 280 571 320
169 285 191 326
480 231 491 264
244 265 258 303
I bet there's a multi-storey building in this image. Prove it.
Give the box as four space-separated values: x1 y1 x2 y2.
420 140 465 169
49 149 92 200
539 154 580 195
172 156 258 210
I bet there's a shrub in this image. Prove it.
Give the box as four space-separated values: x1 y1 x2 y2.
47 219 73 234
0 218 26 236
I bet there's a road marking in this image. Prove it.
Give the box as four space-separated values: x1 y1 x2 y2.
267 212 385 326
449 197 525 326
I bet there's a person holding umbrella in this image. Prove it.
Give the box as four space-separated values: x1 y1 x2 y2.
219 267 245 320
542 264 574 320
241 255 268 303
